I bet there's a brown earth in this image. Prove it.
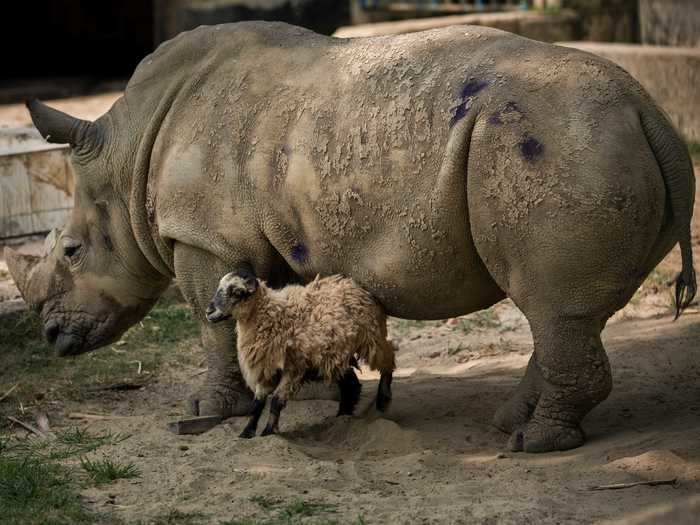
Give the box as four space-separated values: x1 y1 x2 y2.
0 168 698 524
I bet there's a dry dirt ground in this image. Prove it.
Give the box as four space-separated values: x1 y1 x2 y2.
0 170 698 524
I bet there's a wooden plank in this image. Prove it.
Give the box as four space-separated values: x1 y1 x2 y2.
1 129 74 239
166 415 223 435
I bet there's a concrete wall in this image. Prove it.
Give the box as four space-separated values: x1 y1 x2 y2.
0 129 74 240
640 0 700 47
562 0 638 43
154 0 349 42
335 9 579 42
559 42 700 143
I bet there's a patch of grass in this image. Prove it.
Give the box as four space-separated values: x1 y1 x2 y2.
0 429 127 524
0 455 93 525
124 303 199 346
389 317 439 337
5 427 130 463
80 457 140 485
688 141 700 160
224 497 341 525
629 266 676 310
0 299 199 429
447 342 467 356
278 500 337 520
136 510 209 525
453 309 500 335
250 495 283 511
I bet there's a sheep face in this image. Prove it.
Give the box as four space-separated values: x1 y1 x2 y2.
206 272 259 323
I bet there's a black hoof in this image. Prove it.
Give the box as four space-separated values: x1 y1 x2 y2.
239 428 256 439
376 372 393 412
260 426 276 437
376 394 392 412
337 368 362 416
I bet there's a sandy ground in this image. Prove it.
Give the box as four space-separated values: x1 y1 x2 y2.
64 300 699 525
0 170 698 523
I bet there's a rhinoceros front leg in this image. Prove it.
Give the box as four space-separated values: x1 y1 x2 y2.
174 243 254 418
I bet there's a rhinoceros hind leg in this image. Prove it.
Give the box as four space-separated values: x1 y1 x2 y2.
493 354 541 434
501 316 611 453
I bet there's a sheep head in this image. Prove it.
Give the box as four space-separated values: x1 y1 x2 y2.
206 271 259 323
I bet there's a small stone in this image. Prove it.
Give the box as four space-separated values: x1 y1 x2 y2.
496 453 508 459
179 445 189 451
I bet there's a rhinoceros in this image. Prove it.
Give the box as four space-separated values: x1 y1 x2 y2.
5 22 695 452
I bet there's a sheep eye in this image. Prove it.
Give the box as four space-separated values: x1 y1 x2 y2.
226 286 242 298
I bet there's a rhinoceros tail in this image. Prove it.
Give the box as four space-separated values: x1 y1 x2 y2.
640 109 697 319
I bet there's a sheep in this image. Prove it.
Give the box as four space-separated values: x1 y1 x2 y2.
205 271 396 438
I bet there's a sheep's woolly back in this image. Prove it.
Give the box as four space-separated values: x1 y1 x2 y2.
234 275 396 393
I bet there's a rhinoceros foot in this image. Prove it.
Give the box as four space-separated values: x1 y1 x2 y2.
493 355 541 434
493 395 534 435
507 419 585 453
188 383 254 419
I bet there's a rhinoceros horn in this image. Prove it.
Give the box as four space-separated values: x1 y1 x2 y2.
26 99 101 150
4 247 48 310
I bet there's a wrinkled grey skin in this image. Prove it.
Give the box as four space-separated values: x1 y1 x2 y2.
6 22 696 452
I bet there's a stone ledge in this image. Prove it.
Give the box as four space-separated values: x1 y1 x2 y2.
558 42 700 143
334 9 579 43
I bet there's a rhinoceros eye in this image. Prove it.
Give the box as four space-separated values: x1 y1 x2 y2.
62 239 82 260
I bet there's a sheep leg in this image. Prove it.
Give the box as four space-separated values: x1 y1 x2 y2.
376 371 393 412
260 396 287 436
239 397 267 439
261 371 303 436
337 368 362 416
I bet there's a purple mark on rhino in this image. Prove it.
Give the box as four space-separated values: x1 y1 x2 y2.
460 79 490 100
488 113 503 125
519 134 544 162
450 78 490 128
291 243 308 263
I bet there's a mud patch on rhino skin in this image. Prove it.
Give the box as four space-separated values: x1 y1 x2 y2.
488 101 522 126
449 78 490 128
291 243 308 263
518 134 544 162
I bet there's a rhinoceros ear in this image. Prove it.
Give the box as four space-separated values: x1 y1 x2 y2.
26 99 101 151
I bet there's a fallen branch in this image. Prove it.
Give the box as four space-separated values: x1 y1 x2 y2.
0 383 18 403
6 416 45 436
589 478 677 491
67 412 130 421
86 377 152 392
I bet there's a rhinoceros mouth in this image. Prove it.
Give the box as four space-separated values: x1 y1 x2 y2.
42 308 114 357
54 332 86 356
